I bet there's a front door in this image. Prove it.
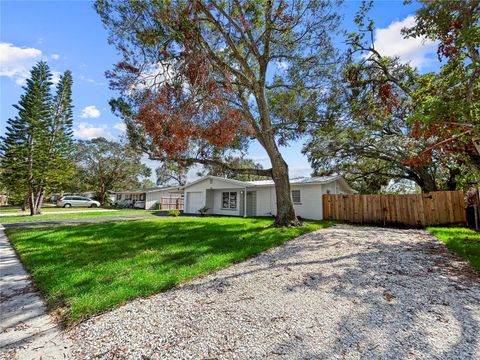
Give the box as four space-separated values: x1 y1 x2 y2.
246 191 257 217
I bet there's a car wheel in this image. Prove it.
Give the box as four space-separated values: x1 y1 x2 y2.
90 203 98 208
64 203 72 208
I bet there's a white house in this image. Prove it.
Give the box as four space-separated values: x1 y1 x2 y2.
115 186 183 210
182 175 355 220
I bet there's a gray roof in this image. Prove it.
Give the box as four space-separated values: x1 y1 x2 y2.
246 175 342 186
182 175 354 192
116 186 182 194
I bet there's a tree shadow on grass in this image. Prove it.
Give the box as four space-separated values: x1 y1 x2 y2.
6 217 319 322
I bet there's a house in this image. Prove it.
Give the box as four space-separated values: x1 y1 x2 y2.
182 175 355 220
115 186 183 210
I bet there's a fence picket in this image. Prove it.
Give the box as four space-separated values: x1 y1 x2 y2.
322 191 466 227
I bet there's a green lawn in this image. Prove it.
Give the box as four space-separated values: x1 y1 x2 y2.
428 227 480 271
6 217 332 324
0 209 155 224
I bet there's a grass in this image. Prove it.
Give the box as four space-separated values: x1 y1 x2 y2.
6 216 333 324
428 227 480 271
0 209 156 224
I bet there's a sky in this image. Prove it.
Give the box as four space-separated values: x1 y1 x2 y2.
0 0 439 183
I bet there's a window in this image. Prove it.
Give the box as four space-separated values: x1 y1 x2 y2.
140 194 145 201
222 192 237 209
125 194 132 200
292 190 301 204
117 194 122 201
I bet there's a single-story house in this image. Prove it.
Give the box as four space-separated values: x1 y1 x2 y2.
182 175 355 220
115 186 183 210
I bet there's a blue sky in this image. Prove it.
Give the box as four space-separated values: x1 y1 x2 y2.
0 0 438 182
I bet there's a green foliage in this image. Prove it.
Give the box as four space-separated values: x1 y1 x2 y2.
156 161 188 186
305 1 480 193
428 227 480 272
403 0 480 169
140 179 156 188
198 206 209 216
168 209 181 217
0 62 74 214
7 217 332 323
95 0 344 225
74 138 151 204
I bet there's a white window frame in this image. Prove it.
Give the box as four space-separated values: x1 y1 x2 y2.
222 191 237 210
291 190 301 204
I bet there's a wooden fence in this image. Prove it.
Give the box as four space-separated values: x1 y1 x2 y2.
160 196 184 210
322 191 466 227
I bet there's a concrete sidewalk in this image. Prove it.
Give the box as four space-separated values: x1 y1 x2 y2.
0 227 72 359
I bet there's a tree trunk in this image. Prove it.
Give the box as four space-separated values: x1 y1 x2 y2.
446 168 460 191
28 188 37 215
35 188 45 215
267 147 300 227
21 195 28 211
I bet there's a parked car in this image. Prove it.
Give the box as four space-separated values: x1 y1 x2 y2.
57 196 101 208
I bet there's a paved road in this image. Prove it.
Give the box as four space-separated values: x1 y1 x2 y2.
1 214 155 228
0 209 117 217
0 227 72 359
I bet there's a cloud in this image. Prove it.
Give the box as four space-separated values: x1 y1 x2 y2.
80 105 101 118
79 75 105 86
114 122 127 133
51 54 60 60
73 122 112 140
0 42 42 85
248 155 269 162
373 15 438 69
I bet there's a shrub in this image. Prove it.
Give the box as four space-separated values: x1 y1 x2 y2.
168 209 181 216
198 206 209 216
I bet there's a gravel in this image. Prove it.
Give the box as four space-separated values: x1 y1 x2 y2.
66 225 480 359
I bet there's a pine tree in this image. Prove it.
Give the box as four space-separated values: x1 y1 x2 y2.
43 71 75 194
0 62 74 215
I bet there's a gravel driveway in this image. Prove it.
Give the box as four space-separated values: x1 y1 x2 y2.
69 225 480 359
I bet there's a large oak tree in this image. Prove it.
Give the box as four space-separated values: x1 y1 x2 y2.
95 0 341 226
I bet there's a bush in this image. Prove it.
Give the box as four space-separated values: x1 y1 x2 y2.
198 206 209 216
168 209 181 216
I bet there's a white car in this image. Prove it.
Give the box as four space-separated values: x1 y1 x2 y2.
57 196 101 208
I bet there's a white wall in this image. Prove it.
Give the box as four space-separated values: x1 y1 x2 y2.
183 178 351 220
145 191 182 210
254 186 275 217
184 178 245 215
252 181 345 220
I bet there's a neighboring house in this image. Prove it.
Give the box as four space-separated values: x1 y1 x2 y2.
182 175 355 220
0 194 8 206
116 186 183 210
